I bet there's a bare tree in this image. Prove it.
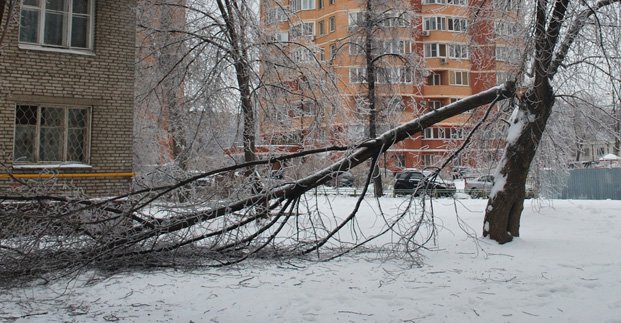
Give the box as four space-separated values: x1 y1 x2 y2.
344 0 425 196
482 0 621 243
0 0 19 51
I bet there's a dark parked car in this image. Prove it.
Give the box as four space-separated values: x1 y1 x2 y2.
326 171 354 187
393 169 456 197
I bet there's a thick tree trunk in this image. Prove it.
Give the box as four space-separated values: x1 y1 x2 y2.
483 82 555 243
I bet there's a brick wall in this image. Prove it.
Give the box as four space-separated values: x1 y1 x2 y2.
0 1 136 197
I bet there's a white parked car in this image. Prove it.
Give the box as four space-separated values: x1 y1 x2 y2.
465 175 538 199
465 175 495 198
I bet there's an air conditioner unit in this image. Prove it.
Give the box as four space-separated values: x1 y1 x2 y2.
439 57 448 65
422 30 430 37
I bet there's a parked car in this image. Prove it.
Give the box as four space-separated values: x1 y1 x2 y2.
465 175 538 199
393 169 456 197
326 171 355 187
465 175 495 198
450 166 471 179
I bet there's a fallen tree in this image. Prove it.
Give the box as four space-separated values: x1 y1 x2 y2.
0 83 514 282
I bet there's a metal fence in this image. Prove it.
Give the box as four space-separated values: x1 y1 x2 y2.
541 168 621 200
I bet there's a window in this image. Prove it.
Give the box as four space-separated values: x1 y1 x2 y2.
380 11 409 28
423 16 446 31
292 48 313 63
19 0 94 50
318 0 324 9
290 22 314 37
428 100 442 109
447 17 467 32
330 43 337 60
447 0 467 4
496 72 511 85
378 39 412 55
329 0 335 5
448 44 469 59
291 0 315 11
14 105 90 164
423 0 446 4
319 48 325 61
329 16 336 32
350 67 367 83
449 71 469 85
450 128 464 139
348 11 365 29
265 6 288 24
349 38 364 55
275 31 289 42
318 20 326 35
377 66 414 84
424 43 447 57
427 73 441 85
495 46 520 63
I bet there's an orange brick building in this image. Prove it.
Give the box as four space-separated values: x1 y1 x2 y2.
259 0 521 170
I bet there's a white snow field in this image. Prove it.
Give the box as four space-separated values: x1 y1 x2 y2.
1 197 621 323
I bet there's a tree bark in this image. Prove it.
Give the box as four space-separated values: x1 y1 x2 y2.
365 0 383 197
483 82 555 243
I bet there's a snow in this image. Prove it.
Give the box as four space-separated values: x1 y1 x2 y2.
2 198 621 322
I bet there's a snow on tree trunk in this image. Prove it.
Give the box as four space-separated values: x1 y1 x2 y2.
483 82 554 243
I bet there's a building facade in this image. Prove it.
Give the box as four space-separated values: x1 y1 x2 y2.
0 0 136 197
259 0 522 171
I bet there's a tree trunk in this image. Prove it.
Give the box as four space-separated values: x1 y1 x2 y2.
365 1 383 197
483 82 555 243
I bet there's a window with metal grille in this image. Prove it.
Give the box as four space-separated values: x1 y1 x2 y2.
14 105 90 164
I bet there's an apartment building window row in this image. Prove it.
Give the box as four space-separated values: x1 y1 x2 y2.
290 22 314 38
423 127 464 139
350 39 413 56
448 70 469 86
291 0 315 12
423 16 467 32
349 66 415 84
425 43 469 59
423 0 468 5
19 0 95 50
495 46 520 63
14 105 91 164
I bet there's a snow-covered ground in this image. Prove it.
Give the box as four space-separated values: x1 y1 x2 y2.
2 197 621 322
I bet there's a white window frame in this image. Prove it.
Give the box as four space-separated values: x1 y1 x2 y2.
291 0 315 11
13 104 91 165
329 16 336 32
424 43 447 57
448 43 469 59
350 67 367 83
423 0 447 4
19 0 96 53
427 73 442 85
447 0 467 5
290 22 314 38
449 70 470 86
447 17 467 32
348 11 365 28
423 16 446 31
